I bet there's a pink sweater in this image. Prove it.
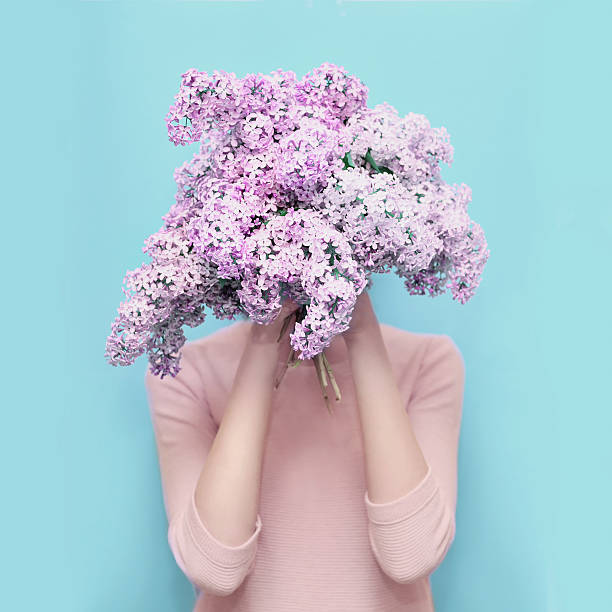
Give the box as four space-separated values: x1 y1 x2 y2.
144 320 465 611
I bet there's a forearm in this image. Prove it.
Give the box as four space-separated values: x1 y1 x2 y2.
193 326 279 546
345 324 429 504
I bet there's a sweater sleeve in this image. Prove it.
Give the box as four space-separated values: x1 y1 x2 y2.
144 344 262 597
364 334 465 584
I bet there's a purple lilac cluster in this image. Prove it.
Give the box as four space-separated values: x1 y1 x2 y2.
105 63 489 378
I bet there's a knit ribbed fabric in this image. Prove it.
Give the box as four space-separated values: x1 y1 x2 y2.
144 320 465 611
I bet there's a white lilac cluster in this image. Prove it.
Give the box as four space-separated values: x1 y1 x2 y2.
105 63 489 378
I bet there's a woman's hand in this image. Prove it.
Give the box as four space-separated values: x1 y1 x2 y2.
247 299 303 388
248 299 301 348
343 290 379 345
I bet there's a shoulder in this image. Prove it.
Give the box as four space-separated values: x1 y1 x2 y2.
423 333 465 372
179 320 250 393
144 320 248 388
187 319 250 368
380 322 465 376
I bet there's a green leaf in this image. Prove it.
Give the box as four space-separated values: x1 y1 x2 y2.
342 151 356 169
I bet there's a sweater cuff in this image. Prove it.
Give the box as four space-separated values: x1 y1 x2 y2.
186 487 262 567
364 464 438 525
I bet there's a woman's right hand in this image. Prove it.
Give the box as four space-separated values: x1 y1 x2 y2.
248 298 302 348
189 303 299 568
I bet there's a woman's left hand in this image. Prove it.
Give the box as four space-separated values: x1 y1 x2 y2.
342 290 379 344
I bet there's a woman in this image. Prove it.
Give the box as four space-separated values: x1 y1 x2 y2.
144 290 465 611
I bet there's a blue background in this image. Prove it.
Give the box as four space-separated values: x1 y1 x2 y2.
3 0 610 610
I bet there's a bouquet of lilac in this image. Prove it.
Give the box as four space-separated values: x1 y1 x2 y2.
105 62 489 410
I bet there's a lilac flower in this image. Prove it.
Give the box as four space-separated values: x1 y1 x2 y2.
106 62 489 379
295 62 369 122
273 116 349 201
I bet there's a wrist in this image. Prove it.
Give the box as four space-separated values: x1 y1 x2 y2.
240 331 286 380
248 320 285 346
344 322 380 350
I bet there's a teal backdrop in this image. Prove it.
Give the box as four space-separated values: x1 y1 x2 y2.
2 1 610 610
